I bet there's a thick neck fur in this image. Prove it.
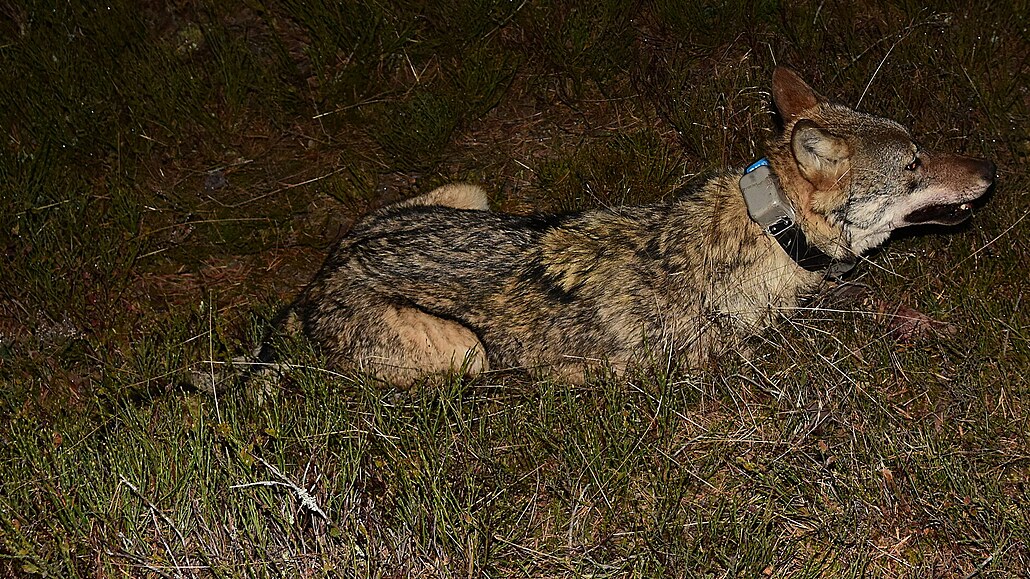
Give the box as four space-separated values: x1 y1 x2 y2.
658 172 824 334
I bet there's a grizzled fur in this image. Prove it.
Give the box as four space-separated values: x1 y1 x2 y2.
282 68 994 386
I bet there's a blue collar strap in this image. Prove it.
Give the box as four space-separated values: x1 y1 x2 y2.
740 158 856 278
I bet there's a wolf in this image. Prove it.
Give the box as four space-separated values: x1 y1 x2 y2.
277 67 994 386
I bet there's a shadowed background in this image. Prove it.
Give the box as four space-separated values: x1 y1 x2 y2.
1 1 1028 576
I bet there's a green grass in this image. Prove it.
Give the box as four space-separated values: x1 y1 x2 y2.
1 0 1029 576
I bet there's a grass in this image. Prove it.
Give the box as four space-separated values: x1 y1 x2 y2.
1 0 1028 576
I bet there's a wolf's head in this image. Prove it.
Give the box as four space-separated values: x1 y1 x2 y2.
766 67 995 256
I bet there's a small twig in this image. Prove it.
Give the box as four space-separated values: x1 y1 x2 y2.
232 456 331 522
856 38 900 109
224 166 349 208
855 13 940 108
141 217 271 238
197 357 352 379
948 208 1029 273
312 97 392 119
106 549 175 579
207 298 220 423
118 475 191 574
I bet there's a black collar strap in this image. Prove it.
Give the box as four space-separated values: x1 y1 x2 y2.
739 159 856 278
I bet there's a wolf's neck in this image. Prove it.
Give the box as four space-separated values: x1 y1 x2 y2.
662 175 785 271
667 173 826 287
701 175 787 264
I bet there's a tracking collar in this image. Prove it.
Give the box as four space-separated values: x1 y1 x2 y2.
740 158 856 278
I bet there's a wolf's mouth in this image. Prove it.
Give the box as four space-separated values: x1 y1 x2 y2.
903 202 975 226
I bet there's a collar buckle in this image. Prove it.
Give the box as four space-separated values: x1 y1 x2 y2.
766 215 794 237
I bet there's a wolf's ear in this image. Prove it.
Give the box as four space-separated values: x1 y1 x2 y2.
772 67 824 123
791 119 851 189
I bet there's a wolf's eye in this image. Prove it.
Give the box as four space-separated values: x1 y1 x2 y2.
905 156 920 171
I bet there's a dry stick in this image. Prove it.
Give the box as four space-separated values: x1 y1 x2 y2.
231 456 331 523
839 12 942 87
196 357 352 380
948 209 1029 274
856 26 915 109
151 511 180 577
208 298 220 423
105 548 175 579
238 166 350 208
118 475 192 575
